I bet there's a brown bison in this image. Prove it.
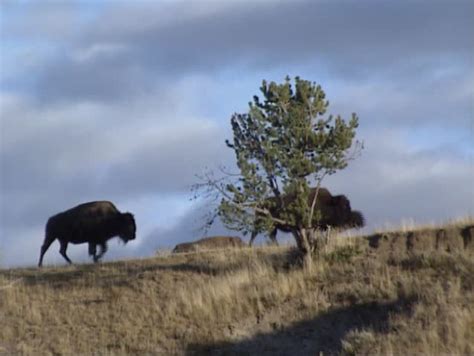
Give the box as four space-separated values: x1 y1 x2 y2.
38 201 136 267
173 236 245 253
249 187 364 246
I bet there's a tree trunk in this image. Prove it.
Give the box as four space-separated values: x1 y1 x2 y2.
298 228 313 271
292 228 314 271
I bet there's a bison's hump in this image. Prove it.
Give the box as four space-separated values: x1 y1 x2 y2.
72 201 119 213
47 201 122 230
58 201 120 217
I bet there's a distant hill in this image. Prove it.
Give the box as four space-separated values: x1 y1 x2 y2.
1 219 473 355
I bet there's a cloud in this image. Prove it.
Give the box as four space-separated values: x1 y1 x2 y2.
72 43 130 63
1 1 83 41
327 65 474 129
0 90 233 232
142 200 242 250
87 0 473 69
5 0 473 103
326 128 474 228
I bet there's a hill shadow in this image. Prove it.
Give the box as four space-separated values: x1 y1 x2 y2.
186 297 414 356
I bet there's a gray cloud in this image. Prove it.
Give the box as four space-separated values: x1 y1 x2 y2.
143 203 232 249
1 1 83 41
5 0 472 104
328 65 474 129
88 0 473 69
325 128 474 228
0 93 233 233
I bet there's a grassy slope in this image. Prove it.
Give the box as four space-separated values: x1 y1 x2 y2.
1 221 473 355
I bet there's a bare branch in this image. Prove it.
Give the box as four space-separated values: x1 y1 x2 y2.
308 173 328 227
217 165 241 177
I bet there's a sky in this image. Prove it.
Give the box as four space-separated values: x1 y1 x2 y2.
0 0 473 267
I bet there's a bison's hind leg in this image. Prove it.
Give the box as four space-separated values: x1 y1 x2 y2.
38 235 56 267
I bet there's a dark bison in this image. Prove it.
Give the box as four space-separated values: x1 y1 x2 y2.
38 201 136 267
173 236 245 253
249 187 364 246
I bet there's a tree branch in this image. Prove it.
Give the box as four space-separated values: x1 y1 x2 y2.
308 173 327 227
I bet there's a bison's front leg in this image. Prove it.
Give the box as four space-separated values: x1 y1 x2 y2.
94 242 108 262
59 240 73 264
269 228 279 246
88 243 98 262
249 230 258 246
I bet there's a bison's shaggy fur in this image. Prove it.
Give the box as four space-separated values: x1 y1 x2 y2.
38 201 136 267
250 187 365 246
173 236 245 253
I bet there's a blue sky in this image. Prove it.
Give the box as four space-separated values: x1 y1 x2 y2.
1 0 473 267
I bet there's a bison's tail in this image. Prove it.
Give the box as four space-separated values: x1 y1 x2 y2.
38 219 56 267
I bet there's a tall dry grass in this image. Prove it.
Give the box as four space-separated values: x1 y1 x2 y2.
1 221 473 355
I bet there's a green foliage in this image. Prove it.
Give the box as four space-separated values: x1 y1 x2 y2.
216 76 362 255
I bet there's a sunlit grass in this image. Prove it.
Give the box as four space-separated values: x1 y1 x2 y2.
0 219 473 355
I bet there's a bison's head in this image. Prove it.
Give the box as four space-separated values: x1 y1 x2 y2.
349 210 365 228
119 212 136 243
328 195 365 229
331 195 353 222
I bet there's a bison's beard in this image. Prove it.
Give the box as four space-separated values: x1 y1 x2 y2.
118 237 130 245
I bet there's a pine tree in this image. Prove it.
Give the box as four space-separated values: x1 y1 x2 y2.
199 76 362 268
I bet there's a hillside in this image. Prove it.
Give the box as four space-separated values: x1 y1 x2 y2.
1 220 473 355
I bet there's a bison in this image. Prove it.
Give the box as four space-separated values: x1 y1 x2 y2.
249 187 364 246
38 201 136 267
173 236 245 253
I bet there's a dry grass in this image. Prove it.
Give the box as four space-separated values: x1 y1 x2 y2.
1 221 473 355
373 215 474 234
